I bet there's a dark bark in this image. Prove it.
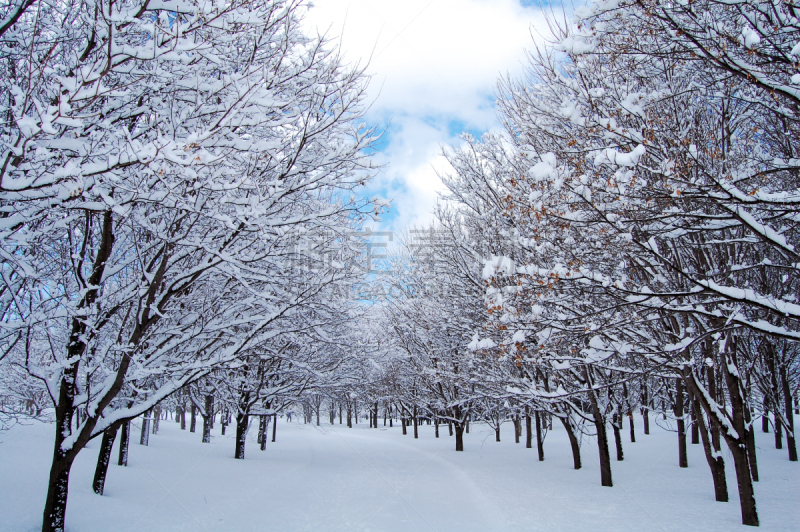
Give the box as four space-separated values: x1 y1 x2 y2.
401 416 407 435
730 440 759 526
190 403 197 433
535 411 544 461
675 378 687 468
117 421 130 467
234 412 248 460
453 405 464 451
202 394 213 444
586 368 612 487
781 366 798 461
687 382 728 502
495 425 501 442
152 405 160 434
454 422 464 451
272 413 277 442
707 366 721 452
642 382 650 435
743 406 759 482
525 406 532 449
413 405 418 439
180 403 186 430
257 415 266 447
628 412 636 443
435 415 439 438
42 451 73 532
612 413 624 461
691 406 700 444
559 416 582 470
514 414 520 444
92 426 119 496
720 344 759 526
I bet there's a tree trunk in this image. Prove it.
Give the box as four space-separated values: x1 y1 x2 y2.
202 394 213 444
454 422 464 451
612 413 624 461
152 404 160 434
43 373 79 532
272 413 277 442
782 366 798 461
203 395 214 443
675 378 687 468
691 405 699 444
339 404 342 424
535 411 544 461
180 403 186 430
514 414 520 444
525 406 532 449
139 409 151 446
586 368 612 487
448 420 453 436
720 343 759 526
495 425 501 442
401 416 407 435
687 382 728 502
234 413 248 460
559 416 582 469
190 403 197 433
743 406 759 481
42 452 74 532
707 366 722 452
118 420 130 467
92 426 118 496
435 415 439 438
642 382 650 435
628 412 636 443
257 415 266 449
774 411 783 449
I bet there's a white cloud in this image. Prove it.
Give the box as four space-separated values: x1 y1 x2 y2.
303 0 551 232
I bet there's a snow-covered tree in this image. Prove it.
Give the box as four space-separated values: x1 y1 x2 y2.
0 1 380 530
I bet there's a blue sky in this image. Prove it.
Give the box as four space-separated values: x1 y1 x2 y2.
303 0 556 236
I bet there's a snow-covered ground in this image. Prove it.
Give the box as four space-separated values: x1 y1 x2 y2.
1 414 797 531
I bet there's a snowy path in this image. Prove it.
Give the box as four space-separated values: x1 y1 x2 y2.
1 415 798 531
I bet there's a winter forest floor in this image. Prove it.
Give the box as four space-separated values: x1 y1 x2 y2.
0 415 798 532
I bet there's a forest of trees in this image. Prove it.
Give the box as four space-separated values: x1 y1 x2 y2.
1 0 798 531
